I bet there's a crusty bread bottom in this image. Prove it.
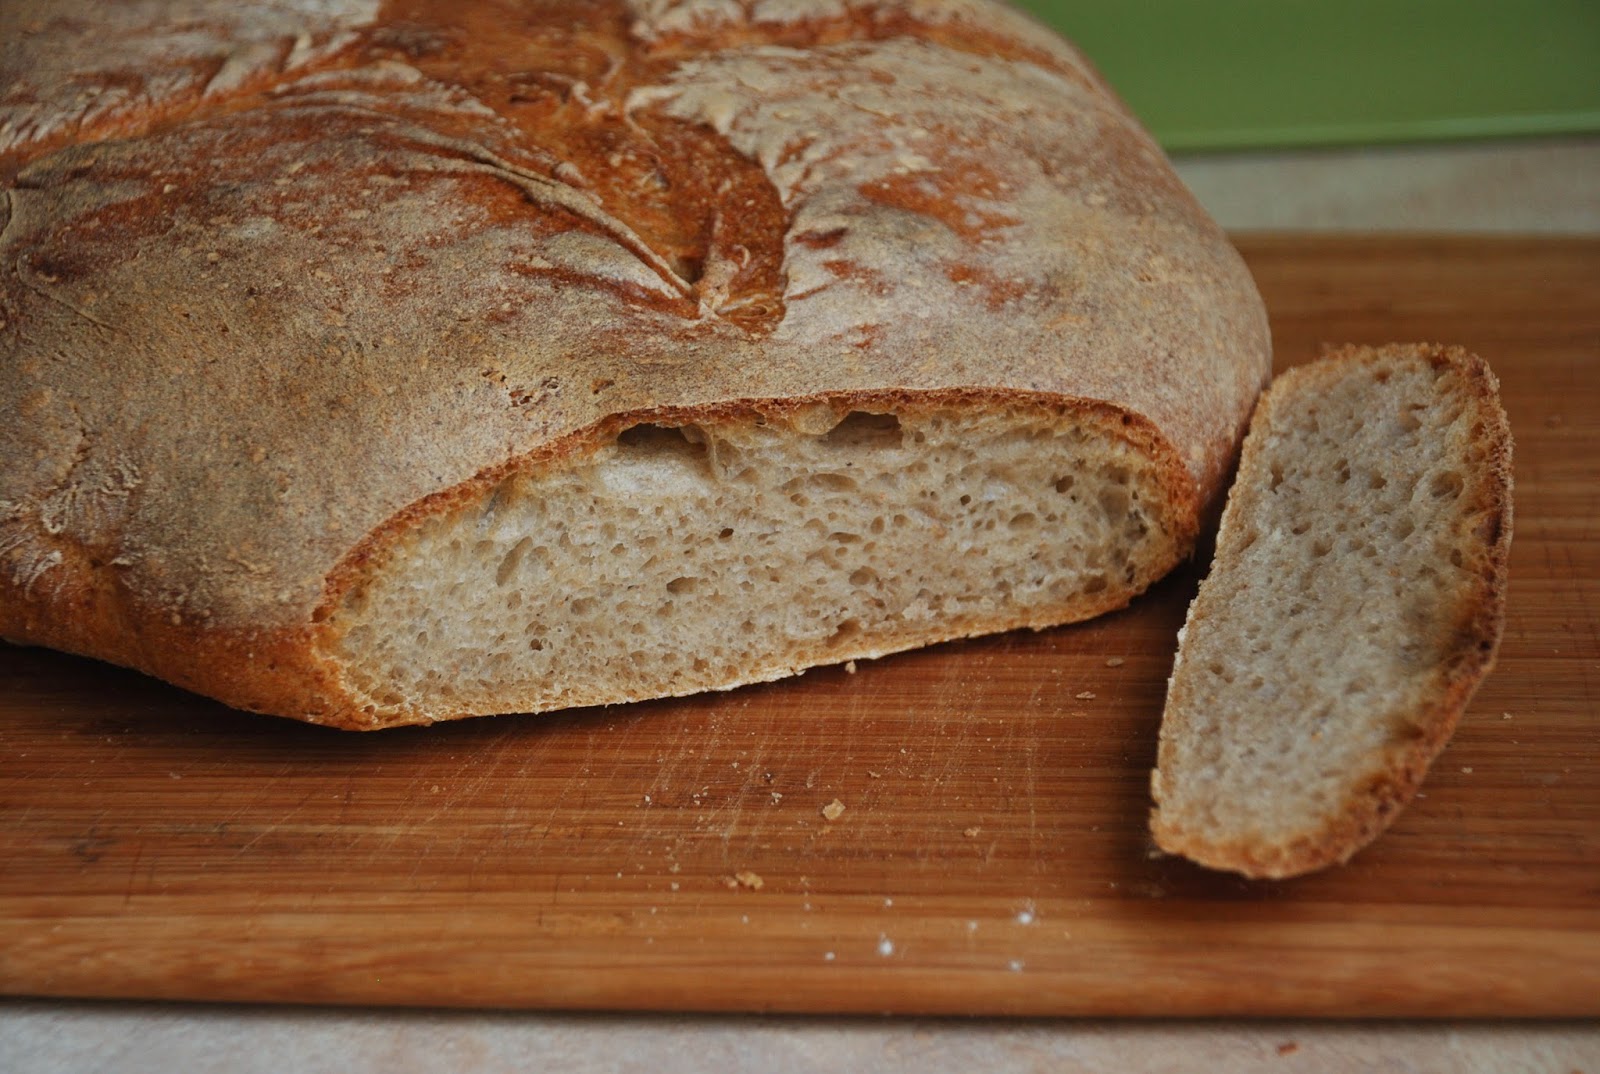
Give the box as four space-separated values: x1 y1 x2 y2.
1150 344 1513 878
319 399 1195 726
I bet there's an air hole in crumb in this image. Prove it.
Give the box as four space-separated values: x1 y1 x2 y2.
1311 538 1333 557
1269 464 1284 491
615 422 709 467
1098 487 1129 518
666 576 698 595
1053 475 1075 494
1083 573 1107 594
570 597 594 616
1430 471 1464 500
496 536 532 586
849 567 878 587
718 527 734 539
1009 512 1037 530
822 411 902 449
809 472 857 492
528 638 545 651
828 619 862 645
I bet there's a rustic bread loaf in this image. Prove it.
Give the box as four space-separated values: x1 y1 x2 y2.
0 0 1270 728
1150 344 1514 878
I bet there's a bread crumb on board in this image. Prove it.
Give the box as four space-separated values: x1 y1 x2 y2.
964 826 981 838
1075 691 1096 700
821 799 846 822
1105 656 1124 667
726 870 764 891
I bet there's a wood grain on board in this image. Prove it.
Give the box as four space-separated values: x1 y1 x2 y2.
1 236 1596 1016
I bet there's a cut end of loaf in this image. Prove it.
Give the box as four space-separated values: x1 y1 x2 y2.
1150 344 1513 879
317 397 1195 727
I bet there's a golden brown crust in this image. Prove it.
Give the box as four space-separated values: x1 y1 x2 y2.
1150 343 1514 878
1 0 1267 726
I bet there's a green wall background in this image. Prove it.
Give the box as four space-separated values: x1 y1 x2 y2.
1013 1 1600 150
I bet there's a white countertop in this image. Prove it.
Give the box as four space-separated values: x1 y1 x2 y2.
5 1006 1600 1073
1175 136 1600 233
5 136 1598 1073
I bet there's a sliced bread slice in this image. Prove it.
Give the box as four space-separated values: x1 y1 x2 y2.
1149 343 1514 878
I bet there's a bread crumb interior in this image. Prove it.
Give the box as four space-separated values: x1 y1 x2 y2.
324 403 1179 720
1161 358 1499 846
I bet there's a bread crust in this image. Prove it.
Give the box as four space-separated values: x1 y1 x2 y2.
1 0 1269 726
1150 343 1514 878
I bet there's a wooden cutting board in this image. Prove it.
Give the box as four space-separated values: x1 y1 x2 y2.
2 237 1597 1016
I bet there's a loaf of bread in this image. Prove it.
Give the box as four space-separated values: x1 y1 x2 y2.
1150 344 1514 878
0 0 1270 728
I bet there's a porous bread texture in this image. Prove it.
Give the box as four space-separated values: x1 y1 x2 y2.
324 399 1190 725
1150 344 1513 879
